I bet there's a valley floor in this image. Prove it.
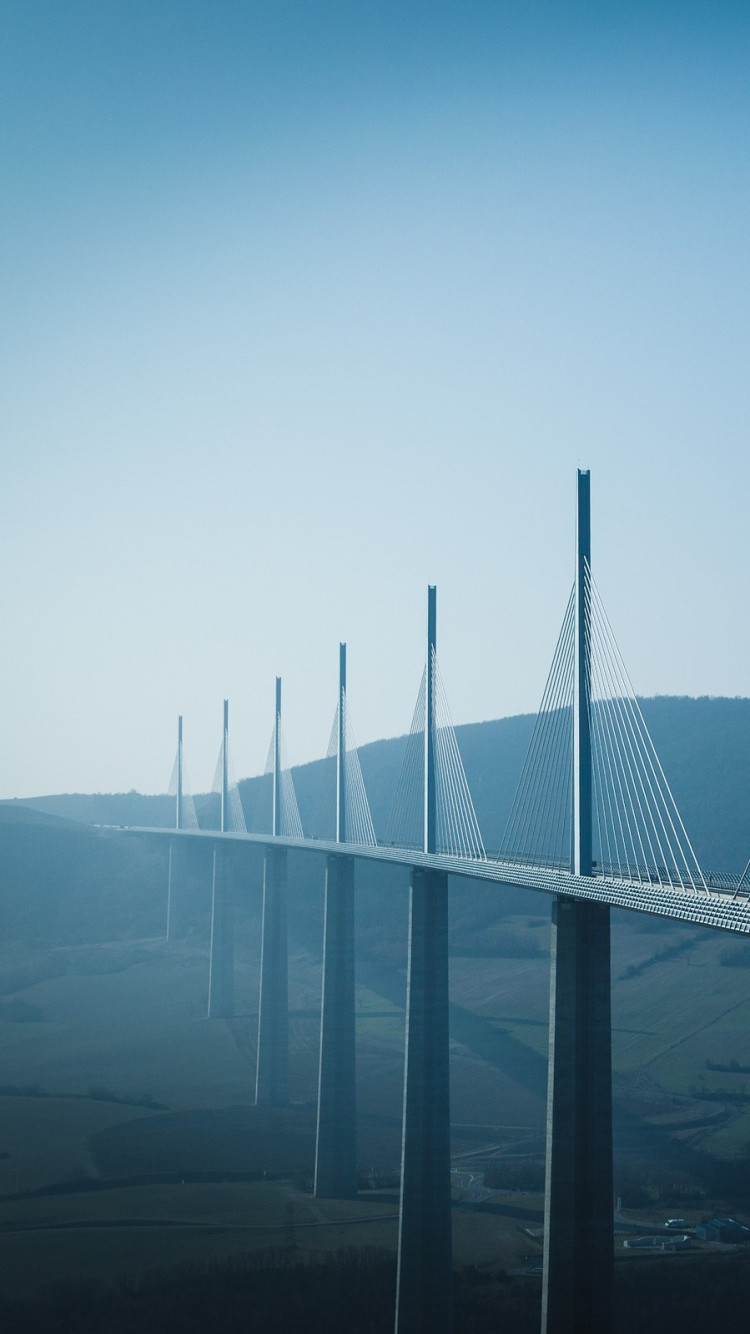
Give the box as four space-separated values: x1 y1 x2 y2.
0 918 749 1318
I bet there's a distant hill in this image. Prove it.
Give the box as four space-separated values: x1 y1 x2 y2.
18 696 750 873
0 814 178 945
4 700 750 1182
8 791 175 828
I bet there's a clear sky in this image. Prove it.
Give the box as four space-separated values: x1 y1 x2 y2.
1 1 749 799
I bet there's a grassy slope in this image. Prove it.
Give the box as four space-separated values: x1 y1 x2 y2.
0 930 548 1294
0 1096 159 1194
2 917 750 1296
19 696 750 872
3 918 750 1168
2 701 750 1303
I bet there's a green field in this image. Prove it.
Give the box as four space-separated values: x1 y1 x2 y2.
0 1096 159 1195
0 1176 404 1296
1 903 749 1301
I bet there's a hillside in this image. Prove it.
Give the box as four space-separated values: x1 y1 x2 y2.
19 696 750 873
3 722 750 1308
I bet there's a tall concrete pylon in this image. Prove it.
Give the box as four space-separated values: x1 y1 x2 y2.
255 677 290 1106
314 643 357 1198
395 586 453 1334
542 470 614 1333
166 713 183 943
208 699 235 1018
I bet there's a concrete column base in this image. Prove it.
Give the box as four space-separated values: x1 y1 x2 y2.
255 845 289 1106
542 896 613 1334
314 854 357 1198
395 867 453 1334
207 843 235 1018
166 838 177 943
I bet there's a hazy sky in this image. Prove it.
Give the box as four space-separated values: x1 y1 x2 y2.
2 1 749 799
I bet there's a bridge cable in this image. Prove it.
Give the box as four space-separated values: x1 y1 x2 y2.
248 724 303 839
308 699 377 847
210 740 247 834
506 588 574 866
500 588 575 868
499 567 705 895
591 610 666 884
386 658 485 859
278 725 304 839
167 749 199 830
433 655 485 859
308 710 339 841
590 575 706 892
385 669 427 850
342 700 378 847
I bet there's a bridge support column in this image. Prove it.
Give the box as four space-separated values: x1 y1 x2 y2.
541 466 614 1332
207 843 235 1018
166 838 177 942
255 845 289 1106
395 867 452 1334
167 714 185 943
314 853 356 1198
542 897 612 1334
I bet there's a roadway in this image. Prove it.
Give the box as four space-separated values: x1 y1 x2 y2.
122 826 750 935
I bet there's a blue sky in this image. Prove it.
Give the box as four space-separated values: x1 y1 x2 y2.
1 1 749 798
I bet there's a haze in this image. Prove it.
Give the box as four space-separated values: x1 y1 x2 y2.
2 1 748 799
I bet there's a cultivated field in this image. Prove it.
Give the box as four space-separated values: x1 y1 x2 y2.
1 901 749 1300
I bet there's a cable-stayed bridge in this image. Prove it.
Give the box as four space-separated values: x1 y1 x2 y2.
125 471 748 1334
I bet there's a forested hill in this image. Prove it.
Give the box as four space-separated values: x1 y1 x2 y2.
16 696 750 874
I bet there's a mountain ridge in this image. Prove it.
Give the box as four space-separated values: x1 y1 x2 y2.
11 695 750 872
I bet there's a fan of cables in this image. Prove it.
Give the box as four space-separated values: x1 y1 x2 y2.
210 738 247 834
250 722 304 838
167 743 199 830
386 651 485 860
500 568 706 893
308 694 377 846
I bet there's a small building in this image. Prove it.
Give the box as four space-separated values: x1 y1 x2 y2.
696 1218 750 1244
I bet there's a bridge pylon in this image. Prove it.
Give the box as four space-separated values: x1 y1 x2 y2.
255 677 290 1106
208 699 235 1018
166 714 183 943
395 586 453 1334
315 644 357 1199
542 470 614 1334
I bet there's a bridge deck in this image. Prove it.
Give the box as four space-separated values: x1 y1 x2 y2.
122 827 750 936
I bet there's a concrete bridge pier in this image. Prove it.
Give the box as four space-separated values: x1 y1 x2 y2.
255 844 289 1106
207 842 235 1018
207 700 235 1018
395 866 453 1334
166 838 178 942
314 853 357 1198
542 898 613 1334
542 469 614 1332
167 714 185 943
